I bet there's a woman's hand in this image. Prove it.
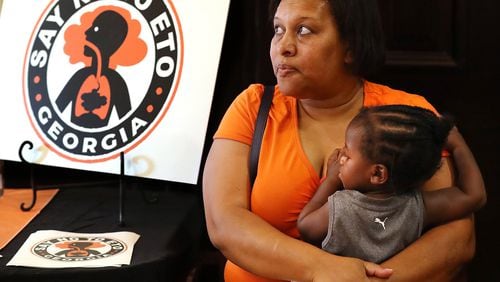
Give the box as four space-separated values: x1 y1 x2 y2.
310 254 392 282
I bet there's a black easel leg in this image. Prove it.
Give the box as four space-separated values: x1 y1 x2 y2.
119 151 125 226
18 141 37 212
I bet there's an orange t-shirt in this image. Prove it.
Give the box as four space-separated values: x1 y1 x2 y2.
213 81 438 282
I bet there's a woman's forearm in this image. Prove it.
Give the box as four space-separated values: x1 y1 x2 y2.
206 203 323 281
202 139 319 281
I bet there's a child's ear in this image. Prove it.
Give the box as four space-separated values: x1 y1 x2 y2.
370 164 388 185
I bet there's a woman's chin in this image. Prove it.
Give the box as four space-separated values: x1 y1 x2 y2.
277 80 300 97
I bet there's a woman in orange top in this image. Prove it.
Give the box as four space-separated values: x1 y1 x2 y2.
203 0 475 281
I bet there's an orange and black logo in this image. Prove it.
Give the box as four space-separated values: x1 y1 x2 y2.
23 0 183 162
32 236 127 261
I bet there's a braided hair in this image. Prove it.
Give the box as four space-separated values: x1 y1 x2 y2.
350 104 454 193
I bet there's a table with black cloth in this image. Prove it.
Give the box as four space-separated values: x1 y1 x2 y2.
0 181 204 282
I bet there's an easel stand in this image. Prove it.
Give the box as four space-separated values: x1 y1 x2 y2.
18 140 127 226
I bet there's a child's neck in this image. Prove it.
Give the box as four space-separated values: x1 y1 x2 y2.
358 185 397 199
363 190 395 199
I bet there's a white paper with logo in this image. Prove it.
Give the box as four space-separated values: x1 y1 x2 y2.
7 230 140 268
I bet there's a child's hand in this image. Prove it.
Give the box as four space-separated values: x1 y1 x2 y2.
325 148 342 181
445 126 465 152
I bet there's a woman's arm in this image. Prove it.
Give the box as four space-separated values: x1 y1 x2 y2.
203 139 391 282
371 158 476 282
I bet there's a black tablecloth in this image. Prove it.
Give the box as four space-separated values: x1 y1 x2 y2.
0 182 204 282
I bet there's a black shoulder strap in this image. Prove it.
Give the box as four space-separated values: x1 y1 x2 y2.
249 85 274 188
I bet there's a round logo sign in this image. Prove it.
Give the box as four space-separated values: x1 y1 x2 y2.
24 0 183 162
32 236 127 262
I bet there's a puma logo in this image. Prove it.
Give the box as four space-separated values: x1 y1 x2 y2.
374 217 388 230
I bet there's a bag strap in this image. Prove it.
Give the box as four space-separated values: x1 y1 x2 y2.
249 85 274 188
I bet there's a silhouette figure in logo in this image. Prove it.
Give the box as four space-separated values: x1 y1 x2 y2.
374 217 388 230
55 241 104 257
56 10 131 128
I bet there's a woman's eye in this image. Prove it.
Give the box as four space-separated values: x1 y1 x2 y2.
298 26 311 35
274 25 284 35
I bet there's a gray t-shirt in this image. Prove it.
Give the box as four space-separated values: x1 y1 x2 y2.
322 189 424 263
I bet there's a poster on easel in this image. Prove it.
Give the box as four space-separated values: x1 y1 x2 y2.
0 0 230 184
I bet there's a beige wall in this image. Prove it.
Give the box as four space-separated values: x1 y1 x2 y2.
0 0 3 16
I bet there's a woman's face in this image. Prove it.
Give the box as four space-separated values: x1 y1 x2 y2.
270 0 352 99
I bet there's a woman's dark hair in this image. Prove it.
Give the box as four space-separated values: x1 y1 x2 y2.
350 105 454 193
269 0 385 77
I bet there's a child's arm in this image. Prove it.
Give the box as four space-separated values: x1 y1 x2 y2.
297 149 343 246
423 127 487 227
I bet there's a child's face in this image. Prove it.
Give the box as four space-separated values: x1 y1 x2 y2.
338 124 375 191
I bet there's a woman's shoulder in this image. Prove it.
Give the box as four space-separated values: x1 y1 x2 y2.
244 83 266 98
212 84 266 144
231 83 265 106
234 83 294 112
213 83 293 143
363 81 438 112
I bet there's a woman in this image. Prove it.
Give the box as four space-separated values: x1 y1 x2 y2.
203 0 475 281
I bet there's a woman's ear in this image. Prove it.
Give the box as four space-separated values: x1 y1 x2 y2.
344 49 354 64
370 164 388 185
343 41 353 64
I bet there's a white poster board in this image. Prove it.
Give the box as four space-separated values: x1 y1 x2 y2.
0 0 230 184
